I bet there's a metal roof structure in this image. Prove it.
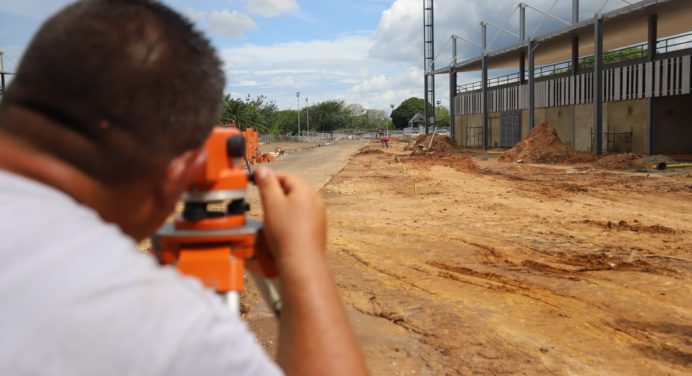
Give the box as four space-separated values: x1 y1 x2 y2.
433 0 692 75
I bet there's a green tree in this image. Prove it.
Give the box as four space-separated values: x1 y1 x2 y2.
268 110 298 136
219 94 278 134
434 106 450 128
391 97 425 129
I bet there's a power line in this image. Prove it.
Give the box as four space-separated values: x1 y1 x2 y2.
530 0 561 37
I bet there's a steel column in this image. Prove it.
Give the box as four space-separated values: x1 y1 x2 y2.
593 15 603 155
572 0 579 24
481 22 489 150
450 37 457 140
528 39 535 129
571 37 579 75
647 14 657 155
423 0 435 134
520 3 526 42
424 75 429 136
519 3 527 85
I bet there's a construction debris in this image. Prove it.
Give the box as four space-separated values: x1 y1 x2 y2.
408 134 458 154
499 123 597 164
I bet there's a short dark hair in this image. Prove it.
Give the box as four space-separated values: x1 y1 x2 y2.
1 0 225 181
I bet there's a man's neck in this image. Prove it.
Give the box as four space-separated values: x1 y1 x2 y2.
0 106 153 240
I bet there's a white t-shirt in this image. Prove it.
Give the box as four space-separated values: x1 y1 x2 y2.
0 171 282 376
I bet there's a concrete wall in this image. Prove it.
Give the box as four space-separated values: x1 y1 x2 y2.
489 113 501 148
453 115 464 146
455 113 482 147
606 99 648 154
454 98 651 154
544 107 576 147
574 104 594 152
654 94 692 154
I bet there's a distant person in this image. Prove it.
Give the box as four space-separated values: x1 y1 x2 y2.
380 135 390 148
0 1 367 375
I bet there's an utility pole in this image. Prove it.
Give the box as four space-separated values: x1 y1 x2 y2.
305 97 310 138
296 92 301 139
389 104 393 138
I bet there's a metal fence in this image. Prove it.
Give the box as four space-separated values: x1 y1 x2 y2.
262 130 404 143
591 127 633 154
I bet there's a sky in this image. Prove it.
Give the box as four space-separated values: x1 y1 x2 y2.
0 0 631 112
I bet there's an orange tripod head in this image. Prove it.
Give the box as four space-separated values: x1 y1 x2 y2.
153 127 279 315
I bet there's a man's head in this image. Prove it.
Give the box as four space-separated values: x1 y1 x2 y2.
0 0 226 239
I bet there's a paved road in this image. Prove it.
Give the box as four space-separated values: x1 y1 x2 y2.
261 139 368 189
245 140 367 209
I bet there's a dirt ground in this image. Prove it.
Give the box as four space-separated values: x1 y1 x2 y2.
247 138 692 375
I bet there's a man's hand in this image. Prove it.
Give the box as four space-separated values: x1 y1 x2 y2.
254 167 326 267
252 166 368 376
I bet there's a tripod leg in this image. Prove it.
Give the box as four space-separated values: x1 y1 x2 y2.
252 275 282 317
224 291 241 316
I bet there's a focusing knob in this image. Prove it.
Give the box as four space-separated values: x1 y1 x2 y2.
227 136 246 158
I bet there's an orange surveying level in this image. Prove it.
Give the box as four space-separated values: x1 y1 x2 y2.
153 126 281 316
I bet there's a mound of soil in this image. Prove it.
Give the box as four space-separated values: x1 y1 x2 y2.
499 123 597 164
409 134 458 155
357 147 385 156
595 153 647 170
594 154 678 170
405 154 479 173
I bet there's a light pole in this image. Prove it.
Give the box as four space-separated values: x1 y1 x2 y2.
389 104 394 138
296 92 301 139
305 97 310 139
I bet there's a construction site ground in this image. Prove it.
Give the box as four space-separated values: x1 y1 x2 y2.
243 139 692 376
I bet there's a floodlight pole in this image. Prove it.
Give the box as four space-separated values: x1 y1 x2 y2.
305 97 310 139
296 92 301 139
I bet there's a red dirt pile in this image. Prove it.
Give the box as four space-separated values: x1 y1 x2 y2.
406 154 479 173
595 153 647 170
409 134 458 154
499 123 597 164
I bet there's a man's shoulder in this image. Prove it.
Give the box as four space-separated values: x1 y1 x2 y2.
0 172 281 375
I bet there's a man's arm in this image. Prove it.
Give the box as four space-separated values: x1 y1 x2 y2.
254 167 368 376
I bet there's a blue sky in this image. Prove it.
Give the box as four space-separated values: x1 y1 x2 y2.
0 0 630 111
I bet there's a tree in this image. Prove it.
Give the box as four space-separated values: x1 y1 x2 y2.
219 94 278 134
391 97 425 129
434 106 450 128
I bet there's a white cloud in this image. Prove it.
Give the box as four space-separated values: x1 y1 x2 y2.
212 0 634 111
208 9 257 39
246 0 298 18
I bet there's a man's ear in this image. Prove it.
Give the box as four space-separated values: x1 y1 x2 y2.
157 148 207 209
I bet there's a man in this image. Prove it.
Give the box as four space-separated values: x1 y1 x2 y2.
0 1 367 375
